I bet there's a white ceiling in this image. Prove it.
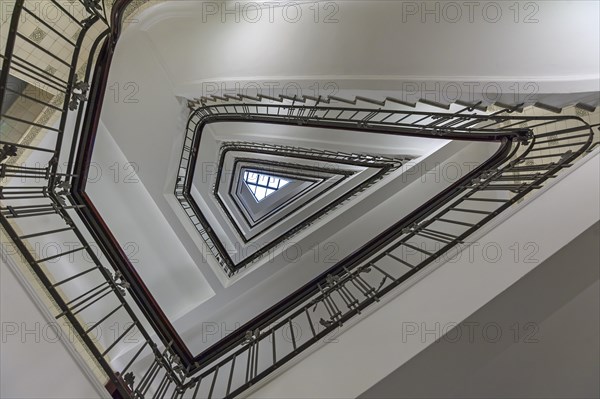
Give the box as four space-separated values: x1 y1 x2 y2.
137 1 599 97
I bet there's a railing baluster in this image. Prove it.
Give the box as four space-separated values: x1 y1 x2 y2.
1 114 62 133
435 217 476 227
464 197 509 203
159 377 173 399
101 322 137 357
414 230 453 244
50 266 99 288
420 227 462 241
385 252 415 269
153 371 170 399
370 263 397 281
225 355 236 397
450 207 493 215
530 141 589 151
12 54 70 86
55 282 111 318
0 141 55 153
49 0 85 26
18 226 73 239
245 343 252 384
20 7 78 47
8 63 68 93
536 133 590 144
2 87 63 112
304 308 317 337
140 354 167 397
121 341 149 375
85 304 124 334
191 377 202 399
399 242 433 256
0 0 24 113
70 288 113 317
207 366 219 399
288 319 297 351
271 330 277 365
135 359 160 396
15 33 73 68
34 246 87 264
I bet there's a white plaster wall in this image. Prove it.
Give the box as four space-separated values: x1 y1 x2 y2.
87 120 215 322
359 222 600 399
0 257 107 399
248 151 600 399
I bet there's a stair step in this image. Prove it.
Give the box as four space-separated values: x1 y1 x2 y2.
534 102 562 114
418 98 450 110
575 102 597 113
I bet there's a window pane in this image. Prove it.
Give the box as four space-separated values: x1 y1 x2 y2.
257 174 269 185
246 172 258 183
254 186 267 201
243 171 292 202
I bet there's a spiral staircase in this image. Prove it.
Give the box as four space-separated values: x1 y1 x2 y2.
1 1 599 398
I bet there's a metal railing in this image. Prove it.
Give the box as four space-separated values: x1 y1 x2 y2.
176 136 410 276
1 0 186 397
0 0 598 398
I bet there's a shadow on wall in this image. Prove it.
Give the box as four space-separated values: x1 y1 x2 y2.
360 222 600 399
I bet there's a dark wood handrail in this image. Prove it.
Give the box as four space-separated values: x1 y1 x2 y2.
65 0 546 376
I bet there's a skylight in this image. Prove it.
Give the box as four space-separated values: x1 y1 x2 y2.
243 171 290 202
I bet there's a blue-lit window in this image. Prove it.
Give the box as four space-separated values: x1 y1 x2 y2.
243 171 290 202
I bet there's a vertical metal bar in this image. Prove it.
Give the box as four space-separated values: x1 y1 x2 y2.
121 341 148 375
0 216 130 398
0 141 55 153
85 304 123 334
2 87 63 111
15 33 72 67
271 330 276 365
386 252 415 269
370 264 396 281
139 361 162 397
20 7 78 47
226 355 236 397
245 343 252 384
6 63 67 93
207 367 219 399
100 322 136 357
153 371 170 399
62 281 107 306
18 226 73 239
0 0 24 113
305 308 316 337
159 379 173 399
50 265 99 288
191 377 202 399
289 319 297 351
70 288 113 316
170 386 182 399
35 246 87 263
253 339 260 380
49 0 84 26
